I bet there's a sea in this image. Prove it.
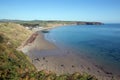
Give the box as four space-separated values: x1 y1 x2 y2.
44 24 120 75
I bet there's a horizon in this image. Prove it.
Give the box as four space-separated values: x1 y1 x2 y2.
0 0 120 23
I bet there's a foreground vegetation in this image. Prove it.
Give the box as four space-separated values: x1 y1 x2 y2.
0 23 97 80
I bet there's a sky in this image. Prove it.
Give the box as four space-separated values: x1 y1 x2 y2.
0 0 120 23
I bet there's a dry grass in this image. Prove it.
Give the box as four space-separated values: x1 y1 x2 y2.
0 23 32 47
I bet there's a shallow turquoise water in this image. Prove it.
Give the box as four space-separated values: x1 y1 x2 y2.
45 24 120 74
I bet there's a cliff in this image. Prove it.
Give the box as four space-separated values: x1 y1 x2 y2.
76 22 103 25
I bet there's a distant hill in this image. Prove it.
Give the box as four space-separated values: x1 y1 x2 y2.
0 19 103 28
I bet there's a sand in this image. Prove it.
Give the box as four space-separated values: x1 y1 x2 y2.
20 31 120 80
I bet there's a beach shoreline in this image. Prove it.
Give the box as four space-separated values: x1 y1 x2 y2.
20 30 120 80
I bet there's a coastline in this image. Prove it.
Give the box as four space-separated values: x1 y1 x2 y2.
20 29 119 80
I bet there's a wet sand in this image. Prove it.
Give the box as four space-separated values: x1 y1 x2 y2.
20 31 120 80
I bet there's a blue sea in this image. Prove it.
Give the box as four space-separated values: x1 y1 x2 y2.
45 24 120 74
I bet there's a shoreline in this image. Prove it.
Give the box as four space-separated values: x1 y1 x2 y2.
20 30 120 80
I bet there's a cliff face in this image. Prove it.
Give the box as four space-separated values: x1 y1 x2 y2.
76 22 103 25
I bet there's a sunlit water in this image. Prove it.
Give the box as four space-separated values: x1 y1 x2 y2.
44 24 120 74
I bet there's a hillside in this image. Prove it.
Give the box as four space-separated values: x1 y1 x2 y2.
0 23 32 47
0 23 37 80
0 23 97 80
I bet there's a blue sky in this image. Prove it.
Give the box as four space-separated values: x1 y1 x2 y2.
0 0 120 23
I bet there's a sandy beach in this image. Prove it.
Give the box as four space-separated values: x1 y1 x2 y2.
20 31 120 80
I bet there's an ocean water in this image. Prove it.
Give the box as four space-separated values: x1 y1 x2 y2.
44 24 120 74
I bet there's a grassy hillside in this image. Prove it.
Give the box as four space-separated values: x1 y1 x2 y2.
0 23 36 80
0 23 97 80
0 23 32 47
